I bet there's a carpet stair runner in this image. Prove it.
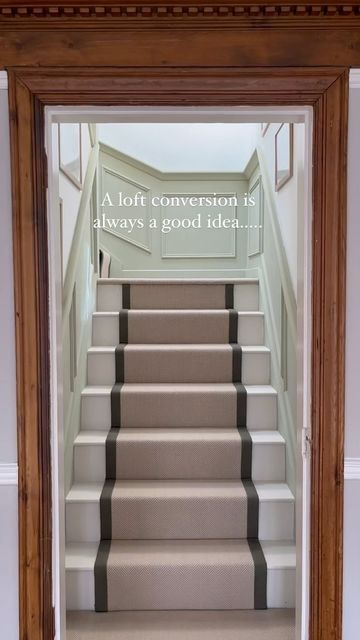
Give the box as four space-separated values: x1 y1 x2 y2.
66 279 296 613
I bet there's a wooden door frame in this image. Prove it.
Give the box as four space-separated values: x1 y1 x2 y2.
7 65 347 640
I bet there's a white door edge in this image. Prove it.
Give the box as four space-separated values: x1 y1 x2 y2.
46 117 67 640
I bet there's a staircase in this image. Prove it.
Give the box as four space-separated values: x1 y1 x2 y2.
66 279 295 613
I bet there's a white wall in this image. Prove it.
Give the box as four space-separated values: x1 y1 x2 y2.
258 123 305 296
0 74 19 640
343 76 360 640
98 123 258 172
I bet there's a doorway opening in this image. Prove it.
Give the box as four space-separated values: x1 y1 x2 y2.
46 108 312 640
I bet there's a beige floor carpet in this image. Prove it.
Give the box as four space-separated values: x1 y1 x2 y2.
67 609 295 640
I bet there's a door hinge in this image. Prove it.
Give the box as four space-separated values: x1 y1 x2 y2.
302 428 312 459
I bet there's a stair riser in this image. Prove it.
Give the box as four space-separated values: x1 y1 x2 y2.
87 350 270 385
97 282 259 312
81 390 278 431
92 313 265 347
66 564 295 611
73 440 285 484
66 497 294 543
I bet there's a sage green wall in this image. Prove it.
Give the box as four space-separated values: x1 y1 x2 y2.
62 127 99 495
98 144 251 278
246 154 297 496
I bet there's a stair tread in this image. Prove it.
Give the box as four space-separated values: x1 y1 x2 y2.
81 383 277 396
98 278 259 285
66 610 296 633
93 310 265 317
74 428 284 445
66 480 294 503
261 541 297 569
94 309 257 317
66 540 296 569
74 428 241 445
88 344 270 353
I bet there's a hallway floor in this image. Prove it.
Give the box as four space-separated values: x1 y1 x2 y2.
67 609 295 639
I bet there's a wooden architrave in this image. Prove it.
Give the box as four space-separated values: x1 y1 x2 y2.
1 2 360 68
7 64 347 640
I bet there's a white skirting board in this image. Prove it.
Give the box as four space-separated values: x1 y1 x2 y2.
349 69 360 89
0 464 18 486
0 71 8 90
344 458 360 480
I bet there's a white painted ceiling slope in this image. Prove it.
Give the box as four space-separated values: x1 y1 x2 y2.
97 123 260 173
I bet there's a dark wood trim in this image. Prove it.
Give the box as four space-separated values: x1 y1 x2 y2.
0 1 359 23
8 73 53 640
0 31 360 68
310 71 348 640
8 67 347 640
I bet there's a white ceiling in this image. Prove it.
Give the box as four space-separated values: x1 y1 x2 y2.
97 123 259 172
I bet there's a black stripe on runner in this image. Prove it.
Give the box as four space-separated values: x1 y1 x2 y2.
234 382 251 479
235 382 247 428
95 346 125 612
106 427 119 480
248 538 267 609
100 479 115 539
115 344 125 382
122 283 131 309
225 283 234 309
243 478 259 539
119 309 128 344
94 539 111 612
231 344 242 382
238 427 252 479
229 309 238 343
111 383 122 429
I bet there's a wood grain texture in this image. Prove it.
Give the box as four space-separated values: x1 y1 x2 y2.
0 0 359 21
7 61 347 640
8 72 53 640
1 29 360 67
310 71 348 640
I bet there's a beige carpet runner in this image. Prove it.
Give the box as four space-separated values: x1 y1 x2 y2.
94 282 267 612
67 610 295 640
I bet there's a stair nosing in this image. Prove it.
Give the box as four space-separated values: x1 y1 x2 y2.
81 383 277 396
66 480 294 503
97 278 259 285
65 540 296 568
74 428 284 446
87 344 270 353
93 310 265 316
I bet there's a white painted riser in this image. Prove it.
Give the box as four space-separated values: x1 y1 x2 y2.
81 385 278 431
92 311 265 347
97 281 259 312
66 481 294 543
87 346 271 385
65 540 296 610
73 431 286 484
